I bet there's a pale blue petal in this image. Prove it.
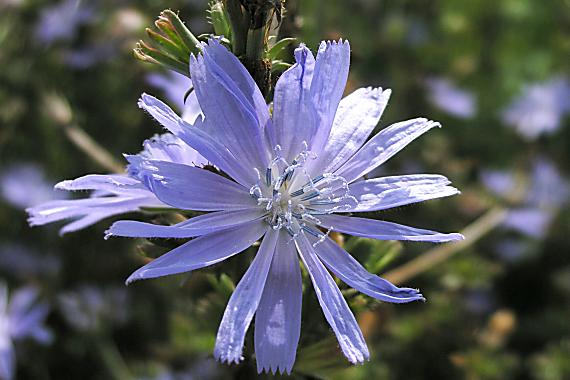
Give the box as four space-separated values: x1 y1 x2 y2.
295 235 369 364
27 193 162 235
309 87 391 176
58 214 109 235
349 174 460 212
201 39 270 130
7 287 38 318
190 44 269 172
268 45 317 162
318 215 464 243
138 133 208 167
10 303 50 341
107 208 266 238
336 118 441 183
309 235 425 303
138 93 254 186
126 221 266 284
127 159 256 211
55 174 145 194
7 287 51 343
255 231 302 374
503 208 552 238
214 228 278 364
309 40 351 154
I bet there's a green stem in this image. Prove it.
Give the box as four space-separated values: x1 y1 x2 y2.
246 27 265 63
224 0 248 57
64 125 124 173
96 337 132 380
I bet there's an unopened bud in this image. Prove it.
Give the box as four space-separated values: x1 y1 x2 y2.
133 9 201 77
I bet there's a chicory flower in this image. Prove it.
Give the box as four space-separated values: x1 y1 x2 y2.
105 39 462 372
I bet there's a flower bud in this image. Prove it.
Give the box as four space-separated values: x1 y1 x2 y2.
133 10 201 76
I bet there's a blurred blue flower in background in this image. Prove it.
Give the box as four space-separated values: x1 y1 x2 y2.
482 158 569 239
502 76 570 140
425 77 476 119
0 284 52 380
35 0 95 44
0 244 60 280
57 286 128 333
0 164 67 210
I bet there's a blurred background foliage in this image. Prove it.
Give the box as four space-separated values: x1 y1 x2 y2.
0 0 569 379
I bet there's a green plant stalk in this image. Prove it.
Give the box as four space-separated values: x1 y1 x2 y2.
246 26 266 63
223 0 248 56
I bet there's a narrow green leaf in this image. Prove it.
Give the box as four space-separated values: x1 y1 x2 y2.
266 37 297 60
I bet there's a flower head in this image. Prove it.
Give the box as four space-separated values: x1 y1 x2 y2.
103 39 462 372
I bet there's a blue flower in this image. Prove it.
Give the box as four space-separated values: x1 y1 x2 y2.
1 163 68 210
481 158 569 239
0 283 52 380
57 286 129 333
35 0 94 44
425 77 476 119
104 39 462 372
502 76 570 140
27 133 206 235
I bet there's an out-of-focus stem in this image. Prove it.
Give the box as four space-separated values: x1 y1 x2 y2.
383 207 508 285
64 125 124 173
96 337 132 380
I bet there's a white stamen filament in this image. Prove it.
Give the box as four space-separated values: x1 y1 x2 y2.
249 144 357 243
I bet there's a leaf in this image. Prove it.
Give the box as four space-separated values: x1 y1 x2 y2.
266 37 297 60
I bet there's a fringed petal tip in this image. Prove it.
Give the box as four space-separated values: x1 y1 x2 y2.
214 351 243 366
257 364 293 376
412 288 426 302
26 212 40 227
124 271 145 286
430 120 442 129
103 229 113 240
345 349 370 365
452 233 465 241
54 180 73 191
388 286 425 303
137 93 151 109
319 38 351 49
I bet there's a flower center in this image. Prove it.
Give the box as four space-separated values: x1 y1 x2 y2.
249 144 357 243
